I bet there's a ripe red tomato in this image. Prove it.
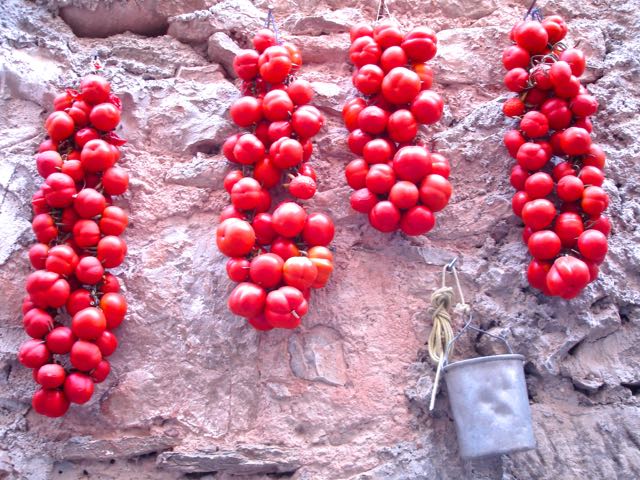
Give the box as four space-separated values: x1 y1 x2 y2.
510 165 530 190
520 111 549 138
350 24 374 42
97 236 127 268
514 21 549 54
380 46 408 72
413 63 434 90
289 174 316 200
233 134 265 165
45 111 75 141
253 157 282 189
66 289 93 316
45 244 79 276
539 98 571 130
95 330 118 357
389 181 419 210
283 257 318 290
343 98 366 131
400 206 435 236
270 137 303 169
253 29 277 53
36 363 66 389
287 79 314 105
100 273 121 294
381 67 421 105
46 326 76 354
81 139 116 172
516 142 550 170
73 188 106 219
73 219 101 248
401 27 437 62
503 98 525 117
267 120 292 142
354 64 385 95
64 372 94 404
366 164 396 194
36 151 63 178
554 75 581 98
358 106 389 135
349 36 381 67
527 258 552 293
374 22 403 48
233 50 260 80
419 174 452 212
74 127 100 149
91 360 111 383
581 186 609 216
546 256 590 299
32 388 70 417
387 109 418 143
504 68 530 92
521 198 556 230
80 75 110 104
32 215 58 245
265 286 308 328
26 270 70 308
542 15 567 43
502 45 530 70
18 339 50 368
559 48 586 77
216 218 256 257
100 292 127 329
259 46 292 83
524 172 553 199
350 188 378 213
430 153 450 179
228 282 266 318
283 42 302 70
392 146 431 182
272 202 307 238
577 229 608 263
249 253 284 288
102 166 129 195
90 103 120 131
72 307 106 340
557 175 585 202
271 237 300 261
583 144 606 169
230 96 263 127
29 243 49 270
262 90 294 121
75 256 104 284
226 258 250 282
99 206 128 236
348 129 374 156
528 230 561 260
302 213 334 247
23 308 54 339
42 172 76 208
368 201 401 232
570 94 598 117
345 159 369 189
292 105 323 138
560 127 591 155
231 177 262 211
554 212 584 247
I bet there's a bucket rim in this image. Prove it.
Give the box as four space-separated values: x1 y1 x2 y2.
443 353 525 372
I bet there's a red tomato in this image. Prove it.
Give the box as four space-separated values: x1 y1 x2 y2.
289 174 316 200
419 174 452 212
270 137 304 169
81 139 116 172
343 98 367 131
102 166 129 196
100 273 121 294
90 103 120 131
75 256 104 284
539 98 571 130
270 237 300 261
504 129 526 159
577 229 608 263
231 177 262 211
232 134 265 165
216 218 256 257
299 163 317 182
387 110 418 143
554 212 584 248
38 139 58 153
522 198 556 230
283 42 302 70
345 159 369 189
546 256 590 299
366 164 396 194
72 219 101 248
23 308 54 339
504 68 530 92
400 206 435 236
382 67 421 105
350 188 378 213
44 244 78 277
31 213 57 243
226 258 250 282
283 257 318 290
18 339 50 369
542 15 567 43
514 21 549 54
287 79 313 105
524 88 548 107
549 60 572 86
259 46 292 83
73 188 106 219
516 142 550 170
230 96 263 127
510 165 530 190
29 243 49 270
527 258 552 292
502 45 530 70
66 289 92 316
36 151 63 178
54 91 74 111
267 120 292 142
64 372 94 404
573 117 593 133
91 360 111 383
228 282 266 318
80 75 111 104
392 146 431 183
253 157 282 189
524 172 553 199
26 270 70 308
374 22 404 48
42 172 76 208
265 286 308 328
247 314 273 331
559 48 586 77
358 106 389 135
45 111 75 141
262 90 294 121
368 201 401 232
581 186 609 216
253 29 277 53
556 175 585 202
32 389 70 417
354 64 385 95
520 111 549 138
233 50 259 80
583 144 606 169
350 24 374 42
36 363 66 389
389 181 419 209
292 105 323 138
430 153 450 179
380 46 408 72
560 127 591 155
74 127 99 149
401 27 437 62
272 202 307 238
302 213 334 247
349 36 382 67
250 253 284 288
99 206 128 236
554 76 581 98
528 230 561 260
46 326 75 355
503 98 525 117
570 94 598 117
72 307 106 340
348 129 374 156
411 90 443 125
100 292 127 329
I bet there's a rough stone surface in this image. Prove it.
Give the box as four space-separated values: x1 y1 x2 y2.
1 0 640 479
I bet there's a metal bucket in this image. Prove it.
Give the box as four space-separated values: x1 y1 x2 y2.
443 325 536 459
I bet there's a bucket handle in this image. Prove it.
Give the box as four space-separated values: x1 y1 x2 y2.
442 313 513 367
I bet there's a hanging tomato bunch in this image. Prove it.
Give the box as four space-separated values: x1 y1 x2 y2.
502 12 610 299
342 21 451 235
20 74 129 417
216 22 335 331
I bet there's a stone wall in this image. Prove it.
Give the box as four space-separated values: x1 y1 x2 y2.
1 0 639 478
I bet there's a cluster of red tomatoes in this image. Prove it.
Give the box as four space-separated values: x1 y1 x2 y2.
342 22 451 235
216 28 335 331
20 75 129 417
502 15 610 299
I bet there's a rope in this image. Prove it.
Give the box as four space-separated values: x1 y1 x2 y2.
264 6 281 44
375 0 394 24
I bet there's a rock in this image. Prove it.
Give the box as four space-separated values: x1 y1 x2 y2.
164 153 226 189
436 0 498 20
281 8 365 35
206 32 242 77
288 325 348 386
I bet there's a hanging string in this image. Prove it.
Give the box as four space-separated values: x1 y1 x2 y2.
375 0 394 24
91 52 103 73
427 258 469 411
264 5 281 44
523 0 544 21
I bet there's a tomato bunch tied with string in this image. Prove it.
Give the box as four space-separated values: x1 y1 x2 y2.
21 73 129 417
502 9 610 299
216 17 335 331
343 20 451 235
